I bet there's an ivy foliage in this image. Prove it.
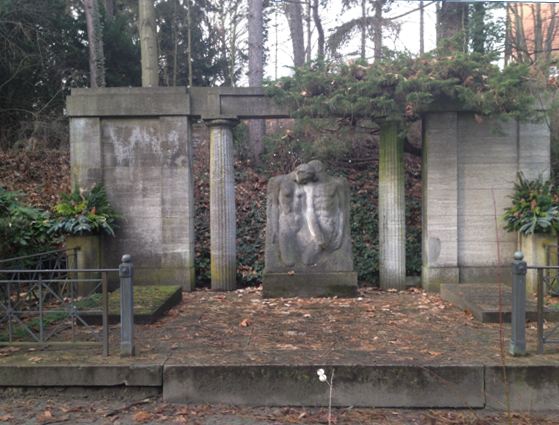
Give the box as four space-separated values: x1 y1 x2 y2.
49 185 121 237
503 173 559 235
266 51 541 124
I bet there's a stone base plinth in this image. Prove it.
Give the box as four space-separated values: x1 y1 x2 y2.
263 272 358 298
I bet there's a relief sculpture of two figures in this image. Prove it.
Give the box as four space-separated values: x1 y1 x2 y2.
263 160 358 298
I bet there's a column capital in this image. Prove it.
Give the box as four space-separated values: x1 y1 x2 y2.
203 116 239 128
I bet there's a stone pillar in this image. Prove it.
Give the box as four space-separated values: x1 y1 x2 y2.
206 118 239 291
379 121 406 290
422 113 459 291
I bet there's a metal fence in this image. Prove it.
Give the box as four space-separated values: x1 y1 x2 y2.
510 250 559 355
0 253 135 357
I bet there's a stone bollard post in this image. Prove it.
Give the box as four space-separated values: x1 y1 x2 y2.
205 117 239 291
119 254 135 357
510 251 527 356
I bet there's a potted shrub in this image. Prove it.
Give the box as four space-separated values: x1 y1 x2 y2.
49 184 120 296
503 172 559 293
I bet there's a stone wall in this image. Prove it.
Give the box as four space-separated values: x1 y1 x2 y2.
422 112 550 291
68 88 195 289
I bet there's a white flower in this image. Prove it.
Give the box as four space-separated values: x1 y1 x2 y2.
319 374 328 382
317 368 325 377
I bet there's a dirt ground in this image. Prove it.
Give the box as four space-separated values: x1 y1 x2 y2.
2 390 559 425
2 286 559 424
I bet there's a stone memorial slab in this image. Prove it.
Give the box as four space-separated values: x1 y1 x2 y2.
263 160 358 297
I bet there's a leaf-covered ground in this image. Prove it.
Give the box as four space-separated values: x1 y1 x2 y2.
1 392 558 425
1 288 559 424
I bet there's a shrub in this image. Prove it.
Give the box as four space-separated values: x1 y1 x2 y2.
503 172 559 235
0 188 52 258
49 184 121 236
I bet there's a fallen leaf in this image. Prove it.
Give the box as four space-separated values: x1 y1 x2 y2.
240 318 252 327
132 411 152 422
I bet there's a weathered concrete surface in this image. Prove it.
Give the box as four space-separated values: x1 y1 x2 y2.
71 115 196 289
162 365 484 408
0 365 162 387
262 272 358 298
68 87 290 119
67 87 190 116
520 233 557 294
485 365 559 410
440 283 559 323
423 113 550 291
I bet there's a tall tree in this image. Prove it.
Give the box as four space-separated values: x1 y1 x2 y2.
328 0 396 61
312 0 325 60
84 0 106 87
284 0 305 67
139 0 159 86
373 0 384 61
247 0 265 164
507 3 558 65
437 1 468 52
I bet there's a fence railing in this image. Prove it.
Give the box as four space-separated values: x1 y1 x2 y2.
510 251 559 355
0 254 134 357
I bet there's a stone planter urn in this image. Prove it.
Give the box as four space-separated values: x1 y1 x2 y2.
65 234 102 297
519 233 557 294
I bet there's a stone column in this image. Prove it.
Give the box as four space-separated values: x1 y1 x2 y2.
379 120 406 290
206 118 239 291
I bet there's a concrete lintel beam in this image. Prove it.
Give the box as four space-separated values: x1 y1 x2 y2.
67 87 190 117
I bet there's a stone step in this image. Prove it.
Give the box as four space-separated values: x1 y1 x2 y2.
440 283 559 323
3 362 559 410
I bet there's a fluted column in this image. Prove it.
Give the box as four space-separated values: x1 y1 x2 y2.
379 120 406 289
206 118 239 291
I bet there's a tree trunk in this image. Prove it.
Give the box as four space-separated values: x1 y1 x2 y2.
312 0 324 60
284 0 305 67
139 0 159 87
84 0 105 88
103 0 114 19
187 0 193 86
471 2 485 54
419 0 424 55
361 0 367 60
533 4 543 62
373 0 384 62
544 4 557 63
248 0 265 164
437 1 468 52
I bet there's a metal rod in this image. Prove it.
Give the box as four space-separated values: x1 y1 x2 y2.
538 268 545 354
0 247 81 264
0 269 119 274
102 272 109 357
38 277 44 342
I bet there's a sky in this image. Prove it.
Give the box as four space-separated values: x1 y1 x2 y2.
265 0 439 79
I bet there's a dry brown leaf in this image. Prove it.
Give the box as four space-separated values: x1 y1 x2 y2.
132 411 152 422
240 318 252 327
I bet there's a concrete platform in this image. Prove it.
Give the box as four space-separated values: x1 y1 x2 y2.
440 283 559 323
3 288 559 410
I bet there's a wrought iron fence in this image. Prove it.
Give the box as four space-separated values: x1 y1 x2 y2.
0 252 134 357
510 250 559 355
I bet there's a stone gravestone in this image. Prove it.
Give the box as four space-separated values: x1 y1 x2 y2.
263 160 358 297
